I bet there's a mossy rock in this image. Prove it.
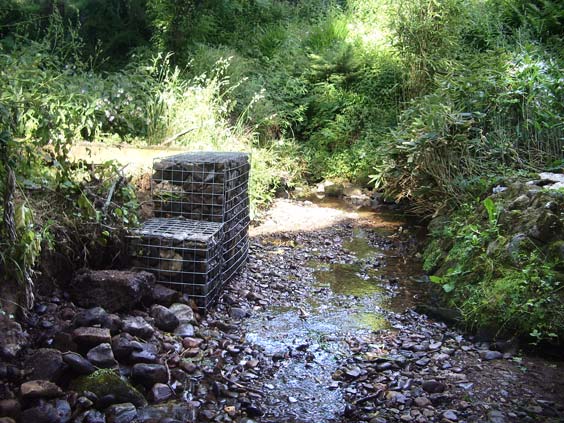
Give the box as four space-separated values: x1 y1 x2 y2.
548 241 564 269
70 369 147 407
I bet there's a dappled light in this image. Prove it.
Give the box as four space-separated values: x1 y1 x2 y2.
0 1 563 422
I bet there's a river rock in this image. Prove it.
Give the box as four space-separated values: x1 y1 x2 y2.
73 307 109 327
25 348 67 383
229 307 247 319
87 343 117 368
0 399 20 420
442 410 458 421
422 380 446 393
169 303 196 324
148 383 173 403
151 285 179 307
0 315 28 359
131 364 167 388
20 402 59 423
63 352 95 375
150 305 179 332
414 397 431 407
82 409 106 423
70 369 146 407
73 327 111 346
54 399 72 423
479 350 503 360
122 317 154 340
137 403 196 422
20 380 63 398
105 403 137 423
130 342 158 364
69 270 155 312
173 323 195 337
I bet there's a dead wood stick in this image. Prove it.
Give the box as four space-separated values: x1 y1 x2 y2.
162 126 199 146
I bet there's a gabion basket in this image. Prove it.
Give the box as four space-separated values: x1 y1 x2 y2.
128 218 224 310
152 152 250 283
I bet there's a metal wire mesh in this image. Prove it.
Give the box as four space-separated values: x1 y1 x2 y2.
129 152 250 311
152 152 250 285
128 218 225 310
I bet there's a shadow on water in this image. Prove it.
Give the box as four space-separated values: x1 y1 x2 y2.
244 197 428 422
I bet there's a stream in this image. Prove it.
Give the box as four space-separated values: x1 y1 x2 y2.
241 197 428 422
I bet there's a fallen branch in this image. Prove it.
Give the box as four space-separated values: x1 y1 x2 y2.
162 126 199 146
220 371 264 396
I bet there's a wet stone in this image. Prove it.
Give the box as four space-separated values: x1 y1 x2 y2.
54 399 72 423
105 403 137 423
87 343 117 368
169 303 195 324
148 383 174 403
25 348 67 384
414 397 431 407
131 364 168 388
63 352 95 375
174 323 195 337
73 327 112 346
83 410 106 423
442 410 458 421
422 380 446 393
129 343 158 364
229 307 247 319
150 305 179 332
479 350 503 360
0 399 20 420
122 317 154 340
20 380 63 398
20 403 59 423
73 307 109 328
151 284 179 307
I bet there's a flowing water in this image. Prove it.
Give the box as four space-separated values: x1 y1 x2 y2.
243 198 427 423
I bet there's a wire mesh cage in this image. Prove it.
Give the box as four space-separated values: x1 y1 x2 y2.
128 218 225 310
152 152 250 283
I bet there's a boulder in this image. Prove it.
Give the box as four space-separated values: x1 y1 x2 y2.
25 348 67 383
69 270 155 312
70 369 146 407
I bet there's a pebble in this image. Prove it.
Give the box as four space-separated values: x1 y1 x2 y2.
479 350 503 360
442 410 458 421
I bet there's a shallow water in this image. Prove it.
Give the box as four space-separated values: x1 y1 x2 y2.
243 198 426 422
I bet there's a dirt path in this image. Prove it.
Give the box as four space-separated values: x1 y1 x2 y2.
209 198 564 423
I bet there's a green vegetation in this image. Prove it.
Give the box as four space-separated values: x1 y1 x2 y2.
1 0 562 341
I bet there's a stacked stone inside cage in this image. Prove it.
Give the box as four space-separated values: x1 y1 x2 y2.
128 152 250 310
129 218 224 309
